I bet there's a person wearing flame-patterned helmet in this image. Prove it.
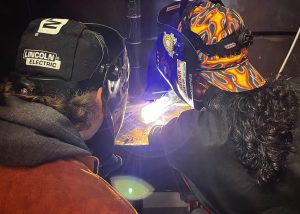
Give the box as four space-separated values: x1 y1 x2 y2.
150 1 299 213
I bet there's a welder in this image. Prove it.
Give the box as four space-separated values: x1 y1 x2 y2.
149 1 300 213
0 18 136 213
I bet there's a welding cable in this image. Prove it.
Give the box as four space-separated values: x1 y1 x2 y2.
276 27 300 80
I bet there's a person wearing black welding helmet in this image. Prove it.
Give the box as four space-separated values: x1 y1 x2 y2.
150 1 299 213
0 18 136 213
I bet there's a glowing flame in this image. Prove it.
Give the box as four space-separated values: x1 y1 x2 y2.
141 95 174 124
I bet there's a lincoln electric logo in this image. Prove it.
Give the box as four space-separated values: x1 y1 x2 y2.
23 49 61 70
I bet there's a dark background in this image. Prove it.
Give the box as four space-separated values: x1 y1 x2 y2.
1 0 299 88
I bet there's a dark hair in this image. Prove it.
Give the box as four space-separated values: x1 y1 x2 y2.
0 79 100 131
205 80 299 185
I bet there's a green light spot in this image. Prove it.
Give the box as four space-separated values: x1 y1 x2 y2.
128 187 133 194
111 176 154 200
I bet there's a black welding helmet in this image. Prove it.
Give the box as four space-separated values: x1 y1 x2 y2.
13 18 129 138
85 23 130 138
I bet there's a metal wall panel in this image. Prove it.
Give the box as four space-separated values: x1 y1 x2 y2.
248 36 300 79
225 0 300 32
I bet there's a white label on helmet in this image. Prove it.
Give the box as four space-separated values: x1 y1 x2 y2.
37 18 69 35
23 49 61 70
177 59 187 97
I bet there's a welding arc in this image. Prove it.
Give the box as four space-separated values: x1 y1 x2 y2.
276 27 300 80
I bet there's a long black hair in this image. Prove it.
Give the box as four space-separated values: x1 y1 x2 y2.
204 80 299 185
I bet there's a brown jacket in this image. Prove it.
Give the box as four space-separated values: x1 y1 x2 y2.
0 97 137 213
0 157 137 214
